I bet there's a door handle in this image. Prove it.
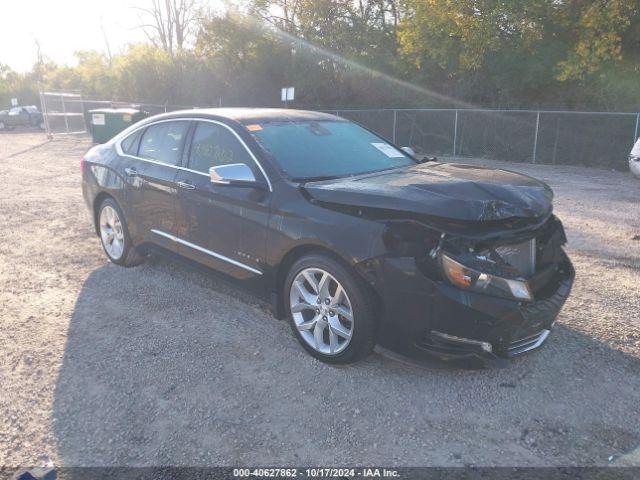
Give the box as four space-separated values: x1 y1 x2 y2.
124 167 137 177
177 181 196 190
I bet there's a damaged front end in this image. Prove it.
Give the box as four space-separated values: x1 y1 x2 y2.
301 163 574 367
426 214 569 304
352 207 574 367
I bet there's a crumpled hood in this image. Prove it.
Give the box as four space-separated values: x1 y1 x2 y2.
303 162 553 221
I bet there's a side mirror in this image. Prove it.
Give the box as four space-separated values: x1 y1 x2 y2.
210 163 260 187
402 145 434 163
401 146 416 157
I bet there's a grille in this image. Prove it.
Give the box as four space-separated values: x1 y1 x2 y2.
506 329 550 356
495 239 536 277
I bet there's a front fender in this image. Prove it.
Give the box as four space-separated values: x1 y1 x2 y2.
267 207 387 270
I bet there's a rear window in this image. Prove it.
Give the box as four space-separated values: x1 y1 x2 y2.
249 120 414 180
121 130 143 155
139 121 189 166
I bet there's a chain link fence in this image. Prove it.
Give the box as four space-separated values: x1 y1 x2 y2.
334 109 639 170
39 91 88 135
38 92 638 171
39 91 197 136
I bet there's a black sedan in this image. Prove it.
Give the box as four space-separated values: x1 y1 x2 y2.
81 109 574 366
0 105 45 130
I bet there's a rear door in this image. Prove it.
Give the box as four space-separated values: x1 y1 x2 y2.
121 120 190 251
174 120 271 279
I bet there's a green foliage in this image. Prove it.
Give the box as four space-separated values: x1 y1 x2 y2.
555 0 637 81
400 0 544 72
398 0 640 108
1 0 639 111
0 64 40 107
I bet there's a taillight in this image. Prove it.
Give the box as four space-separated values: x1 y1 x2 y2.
80 157 85 174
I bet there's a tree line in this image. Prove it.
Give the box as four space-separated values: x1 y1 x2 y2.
1 0 639 111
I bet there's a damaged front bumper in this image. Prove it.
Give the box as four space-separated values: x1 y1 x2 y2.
357 216 575 368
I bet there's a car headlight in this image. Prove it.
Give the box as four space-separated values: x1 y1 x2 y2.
440 253 533 302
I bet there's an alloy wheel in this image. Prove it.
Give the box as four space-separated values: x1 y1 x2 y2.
289 267 354 355
99 205 125 260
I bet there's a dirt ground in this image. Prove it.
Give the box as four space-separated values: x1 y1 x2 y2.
1 132 639 468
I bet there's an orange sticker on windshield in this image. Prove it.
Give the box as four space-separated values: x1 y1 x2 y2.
246 124 263 131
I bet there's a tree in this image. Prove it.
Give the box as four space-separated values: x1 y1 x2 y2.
556 0 638 81
249 0 401 61
398 0 545 74
397 0 640 107
0 64 41 108
137 0 200 55
4 0 640 111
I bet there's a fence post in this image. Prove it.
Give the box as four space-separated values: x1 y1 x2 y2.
532 111 540 164
452 109 458 157
80 95 85 129
60 94 70 134
39 90 51 137
392 110 397 144
634 113 639 144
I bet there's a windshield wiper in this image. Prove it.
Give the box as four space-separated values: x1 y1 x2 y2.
291 175 343 183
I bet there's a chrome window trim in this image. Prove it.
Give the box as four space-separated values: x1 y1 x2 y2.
120 118 190 168
151 229 263 275
115 117 273 191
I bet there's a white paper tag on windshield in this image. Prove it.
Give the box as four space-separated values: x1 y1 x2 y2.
371 142 404 158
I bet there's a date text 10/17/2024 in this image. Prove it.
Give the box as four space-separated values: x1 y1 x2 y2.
233 468 400 478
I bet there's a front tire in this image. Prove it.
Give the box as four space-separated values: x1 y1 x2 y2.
97 198 144 267
285 253 378 364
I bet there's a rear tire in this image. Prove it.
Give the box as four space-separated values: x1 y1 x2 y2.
284 253 378 364
97 198 144 267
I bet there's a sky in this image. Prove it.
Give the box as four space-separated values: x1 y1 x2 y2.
0 0 163 72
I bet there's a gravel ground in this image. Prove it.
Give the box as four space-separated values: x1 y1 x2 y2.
1 132 639 468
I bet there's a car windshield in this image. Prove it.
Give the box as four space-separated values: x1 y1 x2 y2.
248 120 415 180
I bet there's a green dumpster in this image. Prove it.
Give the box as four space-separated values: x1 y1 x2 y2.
89 108 148 143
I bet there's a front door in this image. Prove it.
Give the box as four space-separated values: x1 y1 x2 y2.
174 120 270 279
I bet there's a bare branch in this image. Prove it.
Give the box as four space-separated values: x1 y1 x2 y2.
136 0 198 54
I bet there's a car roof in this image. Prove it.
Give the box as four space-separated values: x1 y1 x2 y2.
153 108 341 125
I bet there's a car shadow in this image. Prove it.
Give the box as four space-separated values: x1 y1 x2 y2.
0 125 47 135
52 256 640 467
